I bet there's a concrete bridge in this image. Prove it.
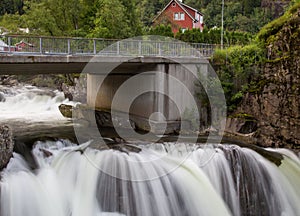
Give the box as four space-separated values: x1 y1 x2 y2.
0 35 213 133
0 35 215 74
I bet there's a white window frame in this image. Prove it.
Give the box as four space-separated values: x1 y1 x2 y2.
174 12 185 20
180 12 185 20
174 12 179 20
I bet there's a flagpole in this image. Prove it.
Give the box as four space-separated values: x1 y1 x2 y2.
221 0 224 49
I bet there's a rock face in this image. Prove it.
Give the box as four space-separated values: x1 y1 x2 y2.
238 6 300 149
61 76 86 103
0 125 14 170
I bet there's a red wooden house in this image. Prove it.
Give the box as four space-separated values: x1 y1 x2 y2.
15 40 35 52
153 0 204 34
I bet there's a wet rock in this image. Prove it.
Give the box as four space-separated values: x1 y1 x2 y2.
0 92 5 102
74 105 136 129
0 125 14 170
61 76 87 103
59 104 73 118
40 148 53 158
226 117 257 135
0 75 19 86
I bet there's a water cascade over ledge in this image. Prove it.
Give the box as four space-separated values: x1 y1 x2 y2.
1 140 300 216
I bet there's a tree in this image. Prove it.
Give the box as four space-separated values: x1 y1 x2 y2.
0 0 24 16
22 1 61 36
119 0 142 36
89 0 131 39
137 0 169 26
21 0 84 36
0 13 25 33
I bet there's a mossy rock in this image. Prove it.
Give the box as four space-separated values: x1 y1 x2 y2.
59 104 73 118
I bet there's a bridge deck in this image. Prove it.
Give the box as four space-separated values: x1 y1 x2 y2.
0 35 213 74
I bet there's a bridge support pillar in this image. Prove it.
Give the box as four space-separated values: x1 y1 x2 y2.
86 61 209 134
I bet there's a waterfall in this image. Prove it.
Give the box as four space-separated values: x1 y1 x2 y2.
1 141 300 216
1 85 299 215
0 85 75 122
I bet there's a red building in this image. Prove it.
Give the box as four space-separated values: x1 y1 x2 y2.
15 40 35 52
153 0 204 34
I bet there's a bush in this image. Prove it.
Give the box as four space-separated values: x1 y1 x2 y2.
145 24 174 37
176 28 253 46
211 43 265 112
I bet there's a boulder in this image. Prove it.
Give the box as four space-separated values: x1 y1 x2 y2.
0 125 14 170
59 104 74 118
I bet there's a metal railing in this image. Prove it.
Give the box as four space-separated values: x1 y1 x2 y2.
0 35 217 58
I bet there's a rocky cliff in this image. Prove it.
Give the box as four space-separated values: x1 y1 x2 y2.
237 4 300 149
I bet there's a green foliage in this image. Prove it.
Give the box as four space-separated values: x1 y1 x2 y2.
0 0 293 39
176 28 253 45
257 2 300 44
146 24 174 37
137 0 169 26
89 0 142 39
202 0 284 34
0 13 25 33
208 0 300 114
211 43 265 112
0 0 24 15
1 0 142 38
21 0 84 36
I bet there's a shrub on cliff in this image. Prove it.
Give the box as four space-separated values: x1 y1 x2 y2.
211 43 265 112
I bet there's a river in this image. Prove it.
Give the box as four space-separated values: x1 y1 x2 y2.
0 85 300 216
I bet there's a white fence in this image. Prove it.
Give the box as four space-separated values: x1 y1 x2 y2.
0 35 217 58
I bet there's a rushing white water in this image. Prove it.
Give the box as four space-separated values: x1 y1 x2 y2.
0 85 75 122
1 141 300 216
1 86 300 215
142 143 300 215
1 141 232 216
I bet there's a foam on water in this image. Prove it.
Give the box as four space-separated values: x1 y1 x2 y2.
1 141 300 216
0 85 76 122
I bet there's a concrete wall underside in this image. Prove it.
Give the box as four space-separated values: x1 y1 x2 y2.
87 61 209 125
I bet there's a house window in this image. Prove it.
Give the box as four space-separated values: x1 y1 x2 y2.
200 16 203 23
172 2 176 7
180 12 185 20
174 12 179 20
174 12 185 20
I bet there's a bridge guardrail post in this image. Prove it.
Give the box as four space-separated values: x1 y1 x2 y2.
39 37 43 54
93 39 96 55
158 43 162 56
67 39 71 54
117 41 120 55
138 41 142 56
8 36 11 53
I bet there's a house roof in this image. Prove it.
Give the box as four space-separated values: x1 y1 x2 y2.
181 2 204 16
153 0 203 23
15 40 34 47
